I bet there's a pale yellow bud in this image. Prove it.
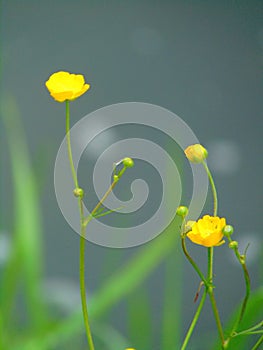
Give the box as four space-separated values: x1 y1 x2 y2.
73 187 84 198
184 144 208 163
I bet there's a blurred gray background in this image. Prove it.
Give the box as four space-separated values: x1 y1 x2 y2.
1 0 262 349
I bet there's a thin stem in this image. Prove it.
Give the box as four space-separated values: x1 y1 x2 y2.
181 237 208 288
225 240 251 345
207 247 225 347
234 331 263 336
65 100 78 188
203 162 225 346
209 291 225 346
236 261 250 324
80 230 95 350
83 165 129 227
65 101 94 349
233 321 263 337
84 181 117 227
180 224 209 349
251 335 263 350
202 161 218 216
207 247 213 283
180 290 207 350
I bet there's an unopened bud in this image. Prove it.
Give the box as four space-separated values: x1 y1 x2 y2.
176 206 189 217
122 157 134 168
229 241 238 249
73 187 84 198
184 144 208 163
223 225 234 237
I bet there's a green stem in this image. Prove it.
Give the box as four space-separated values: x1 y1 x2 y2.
84 181 117 227
251 335 263 350
225 240 251 345
233 248 250 326
180 290 207 350
207 247 213 283
65 101 94 349
65 100 78 188
202 161 218 217
180 232 209 348
207 247 225 347
209 290 225 345
203 162 225 347
181 237 208 288
83 164 129 227
80 231 95 350
235 331 263 336
233 321 263 337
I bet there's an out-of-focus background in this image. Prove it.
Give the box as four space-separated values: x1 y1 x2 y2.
0 1 262 349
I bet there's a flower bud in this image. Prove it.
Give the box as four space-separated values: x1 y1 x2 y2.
113 174 119 182
223 225 234 237
122 157 134 168
73 187 84 198
176 206 189 217
229 240 238 249
184 144 208 163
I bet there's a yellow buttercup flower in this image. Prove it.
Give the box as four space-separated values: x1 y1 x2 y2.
184 144 208 163
45 71 90 102
186 215 226 247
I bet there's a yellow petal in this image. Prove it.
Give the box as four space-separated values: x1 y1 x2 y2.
187 215 227 247
45 71 90 102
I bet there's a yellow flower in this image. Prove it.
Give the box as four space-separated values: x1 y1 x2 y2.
45 71 90 102
184 144 208 163
186 215 226 247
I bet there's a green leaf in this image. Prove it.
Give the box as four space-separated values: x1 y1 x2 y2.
92 322 130 350
161 249 183 349
127 286 153 349
0 95 45 332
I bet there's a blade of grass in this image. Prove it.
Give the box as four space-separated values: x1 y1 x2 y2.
0 235 21 330
127 286 153 349
1 95 45 331
0 307 7 349
161 248 183 349
92 322 130 350
12 215 182 350
162 150 183 349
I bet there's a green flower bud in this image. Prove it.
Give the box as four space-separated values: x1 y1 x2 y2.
229 240 238 249
113 174 119 182
73 187 84 198
223 225 234 237
176 206 189 217
122 157 134 168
